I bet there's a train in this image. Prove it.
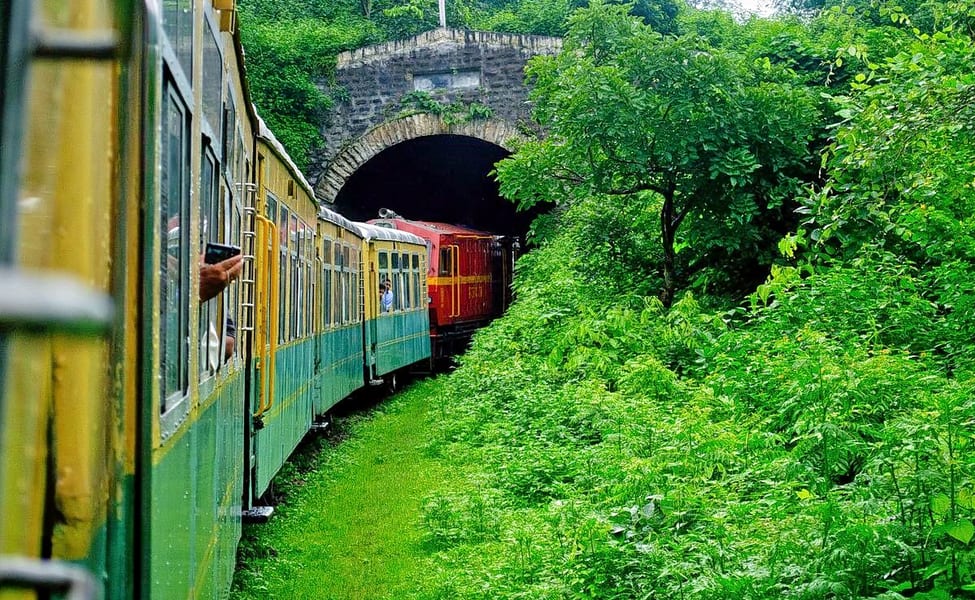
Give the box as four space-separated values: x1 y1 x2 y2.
0 2 512 599
369 210 517 360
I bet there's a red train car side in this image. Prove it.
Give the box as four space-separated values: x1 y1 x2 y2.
369 213 516 358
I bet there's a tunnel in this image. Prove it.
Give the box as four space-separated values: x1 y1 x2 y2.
331 134 544 238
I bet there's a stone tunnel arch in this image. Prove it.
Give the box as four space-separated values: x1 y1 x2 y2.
314 113 525 205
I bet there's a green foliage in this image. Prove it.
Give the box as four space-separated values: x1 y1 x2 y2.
397 91 496 124
232 2 975 599
495 0 822 305
237 6 380 168
406 6 975 597
473 0 575 36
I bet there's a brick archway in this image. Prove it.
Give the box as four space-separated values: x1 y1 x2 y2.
314 114 525 203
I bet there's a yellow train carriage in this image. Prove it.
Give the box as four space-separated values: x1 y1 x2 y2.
357 223 431 386
247 120 325 506
0 1 139 598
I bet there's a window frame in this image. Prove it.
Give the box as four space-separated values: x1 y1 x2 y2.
160 74 192 414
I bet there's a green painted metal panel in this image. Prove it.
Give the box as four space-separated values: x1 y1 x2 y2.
147 371 244 599
253 338 318 497
370 309 431 377
316 323 363 414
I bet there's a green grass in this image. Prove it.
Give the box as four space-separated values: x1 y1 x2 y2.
230 378 456 599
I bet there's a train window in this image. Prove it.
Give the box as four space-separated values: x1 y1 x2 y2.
412 253 420 309
278 206 289 343
350 249 359 321
199 147 219 378
290 214 299 340
333 241 342 324
322 238 332 326
439 247 452 276
160 79 191 411
378 251 388 307
229 195 242 357
295 222 302 337
266 194 277 223
163 0 194 83
391 252 400 270
222 86 235 169
304 225 313 335
202 20 221 146
342 246 351 323
413 269 421 309
401 252 410 309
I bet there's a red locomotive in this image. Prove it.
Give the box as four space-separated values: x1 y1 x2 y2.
369 210 517 358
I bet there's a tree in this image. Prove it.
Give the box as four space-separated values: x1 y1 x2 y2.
495 0 820 305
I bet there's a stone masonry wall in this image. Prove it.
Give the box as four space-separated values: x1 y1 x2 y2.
308 28 562 194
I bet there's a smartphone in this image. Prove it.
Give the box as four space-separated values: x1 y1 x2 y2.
204 242 241 264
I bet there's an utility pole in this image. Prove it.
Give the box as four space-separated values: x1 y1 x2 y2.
439 0 446 27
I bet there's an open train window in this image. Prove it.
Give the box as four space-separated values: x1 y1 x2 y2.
199 146 219 378
160 77 191 412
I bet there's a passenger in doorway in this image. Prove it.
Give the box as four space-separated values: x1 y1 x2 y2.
381 280 393 313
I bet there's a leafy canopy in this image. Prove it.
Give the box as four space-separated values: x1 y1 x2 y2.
495 0 821 304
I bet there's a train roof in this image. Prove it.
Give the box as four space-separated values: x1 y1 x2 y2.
368 217 496 237
318 204 359 233
355 221 427 246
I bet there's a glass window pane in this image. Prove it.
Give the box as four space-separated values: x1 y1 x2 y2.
163 0 194 81
202 22 221 145
160 81 189 410
439 248 451 276
199 149 217 377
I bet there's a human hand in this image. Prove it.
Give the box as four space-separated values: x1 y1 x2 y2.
199 253 243 302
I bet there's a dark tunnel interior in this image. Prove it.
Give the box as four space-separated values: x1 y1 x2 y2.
332 134 545 238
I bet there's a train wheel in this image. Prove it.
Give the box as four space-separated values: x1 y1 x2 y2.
387 372 397 394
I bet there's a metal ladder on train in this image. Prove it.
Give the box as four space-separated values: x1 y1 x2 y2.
238 183 259 335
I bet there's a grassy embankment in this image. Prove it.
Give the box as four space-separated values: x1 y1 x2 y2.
230 380 457 599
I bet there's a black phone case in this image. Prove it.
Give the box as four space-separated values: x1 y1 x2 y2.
204 243 241 264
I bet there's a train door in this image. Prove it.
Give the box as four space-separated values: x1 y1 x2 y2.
440 240 461 322
368 244 381 380
250 188 279 451
0 0 123 597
